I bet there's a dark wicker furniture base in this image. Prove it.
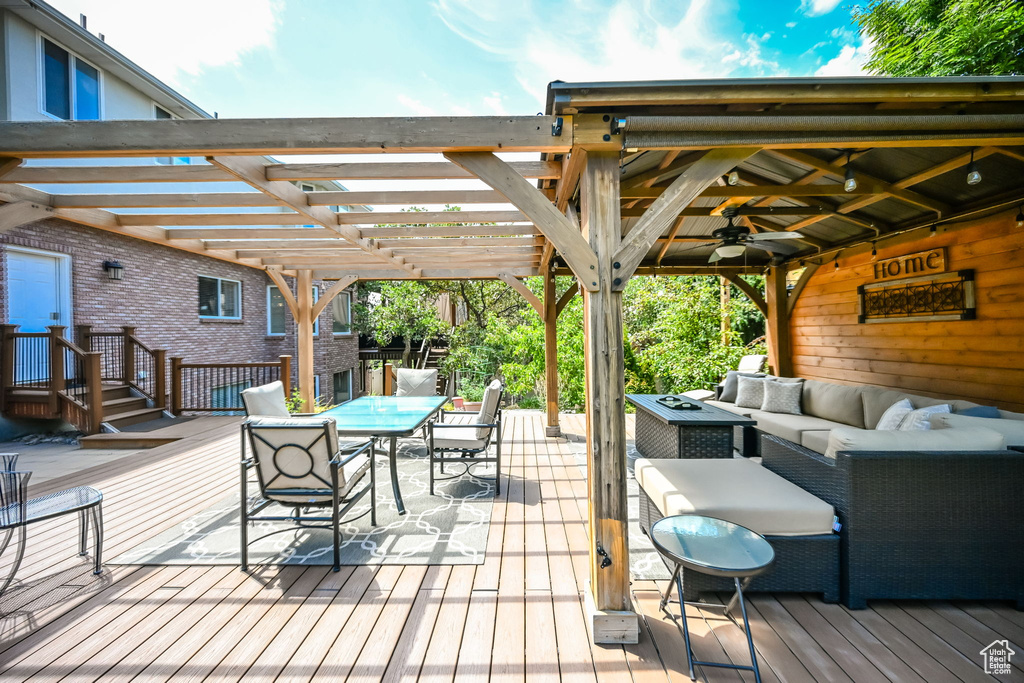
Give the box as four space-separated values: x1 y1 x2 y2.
760 431 1024 610
638 487 839 603
629 395 754 459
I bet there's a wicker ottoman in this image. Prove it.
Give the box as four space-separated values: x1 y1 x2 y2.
636 457 839 603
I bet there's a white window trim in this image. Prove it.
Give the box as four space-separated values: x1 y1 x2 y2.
332 290 353 336
36 32 104 121
199 274 242 320
266 284 319 333
266 285 285 336
5 246 73 330
154 104 192 165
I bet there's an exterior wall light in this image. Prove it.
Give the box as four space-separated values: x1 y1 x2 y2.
103 260 124 281
1016 205 1024 229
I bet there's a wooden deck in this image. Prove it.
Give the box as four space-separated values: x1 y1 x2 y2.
0 412 1021 682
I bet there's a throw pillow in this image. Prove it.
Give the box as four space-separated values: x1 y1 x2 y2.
898 403 951 431
761 379 802 415
719 371 764 403
930 413 1024 447
956 405 1002 418
874 398 914 430
735 376 771 409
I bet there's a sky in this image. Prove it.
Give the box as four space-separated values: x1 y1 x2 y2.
46 0 873 119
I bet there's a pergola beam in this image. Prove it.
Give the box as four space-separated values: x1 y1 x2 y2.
312 275 358 318
117 210 528 226
497 273 543 316
0 200 54 233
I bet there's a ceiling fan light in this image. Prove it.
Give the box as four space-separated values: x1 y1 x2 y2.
716 244 746 259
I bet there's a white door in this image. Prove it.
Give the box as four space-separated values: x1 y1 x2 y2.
7 249 71 382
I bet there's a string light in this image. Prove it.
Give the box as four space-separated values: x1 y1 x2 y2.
833 255 840 271
966 148 982 186
871 242 877 258
727 169 740 186
930 223 938 236
1016 205 1024 229
844 151 857 192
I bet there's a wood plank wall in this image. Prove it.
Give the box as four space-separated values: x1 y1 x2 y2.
789 210 1024 412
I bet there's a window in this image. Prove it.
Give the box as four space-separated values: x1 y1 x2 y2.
199 276 241 319
333 370 353 405
41 38 99 120
211 380 251 415
266 285 319 333
332 290 352 335
155 106 191 165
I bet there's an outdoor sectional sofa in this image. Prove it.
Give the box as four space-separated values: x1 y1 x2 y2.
703 377 1024 609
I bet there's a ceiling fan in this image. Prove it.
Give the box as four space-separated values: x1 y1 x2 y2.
707 207 805 263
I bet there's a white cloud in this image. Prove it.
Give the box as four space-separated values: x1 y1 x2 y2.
433 0 783 106
397 94 437 116
786 21 798 28
45 0 282 85
483 92 507 114
800 0 843 16
815 38 873 76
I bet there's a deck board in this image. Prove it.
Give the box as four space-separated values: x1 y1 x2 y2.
0 413 1020 682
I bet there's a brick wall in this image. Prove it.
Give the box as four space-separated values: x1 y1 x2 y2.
1 218 358 406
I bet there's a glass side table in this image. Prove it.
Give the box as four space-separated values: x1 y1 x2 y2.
649 514 775 683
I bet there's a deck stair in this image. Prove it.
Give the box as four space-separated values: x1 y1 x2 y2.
420 346 450 395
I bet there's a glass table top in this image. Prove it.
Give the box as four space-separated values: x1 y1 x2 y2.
321 396 447 436
650 515 775 576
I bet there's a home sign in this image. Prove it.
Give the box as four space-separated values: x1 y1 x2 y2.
871 248 946 282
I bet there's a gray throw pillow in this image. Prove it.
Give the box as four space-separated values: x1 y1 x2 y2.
761 380 802 415
720 371 765 403
736 376 771 409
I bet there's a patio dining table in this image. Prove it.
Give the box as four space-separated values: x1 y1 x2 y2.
321 395 447 516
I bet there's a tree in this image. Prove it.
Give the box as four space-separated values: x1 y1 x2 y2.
854 0 1024 76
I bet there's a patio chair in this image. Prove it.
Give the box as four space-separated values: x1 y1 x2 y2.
240 380 312 417
0 453 104 596
396 368 439 397
427 379 504 495
241 416 376 572
737 354 768 373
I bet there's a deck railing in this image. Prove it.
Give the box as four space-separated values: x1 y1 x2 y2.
77 325 167 410
170 355 292 414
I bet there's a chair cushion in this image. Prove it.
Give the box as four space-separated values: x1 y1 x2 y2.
801 380 866 428
476 380 503 440
634 457 835 537
898 404 950 431
736 355 768 373
931 413 1024 447
824 426 1006 460
874 398 914 430
800 430 832 454
241 381 290 417
755 412 848 443
432 431 488 450
719 371 765 403
396 369 438 397
761 380 802 415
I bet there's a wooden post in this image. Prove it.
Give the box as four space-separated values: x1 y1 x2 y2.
122 325 136 385
0 324 17 412
85 351 103 434
153 349 167 409
543 267 561 437
383 362 395 396
765 266 793 377
75 324 92 350
720 276 731 345
170 356 183 415
279 355 292 399
580 151 638 644
296 269 316 410
47 325 66 417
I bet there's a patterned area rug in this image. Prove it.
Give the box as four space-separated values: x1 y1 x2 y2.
111 440 494 567
567 438 671 581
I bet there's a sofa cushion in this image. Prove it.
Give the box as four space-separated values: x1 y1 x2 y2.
720 371 765 403
704 399 756 417
761 379 803 415
755 412 849 443
899 404 951 431
1000 410 1024 421
634 457 835 537
800 430 832 454
736 376 772 409
824 426 1006 460
802 380 866 428
931 413 1024 447
875 398 914 430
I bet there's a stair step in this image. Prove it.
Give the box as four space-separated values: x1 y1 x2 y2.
101 396 150 416
103 407 166 429
101 384 133 400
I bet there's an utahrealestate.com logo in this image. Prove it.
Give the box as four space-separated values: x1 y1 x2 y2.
980 639 1015 676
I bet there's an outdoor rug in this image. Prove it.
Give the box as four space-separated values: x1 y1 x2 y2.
111 440 494 567
567 438 672 581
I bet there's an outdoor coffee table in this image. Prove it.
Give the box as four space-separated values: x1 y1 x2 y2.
322 395 446 516
626 394 755 459
649 514 775 683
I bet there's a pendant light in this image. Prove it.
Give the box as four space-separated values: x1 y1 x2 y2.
966 148 982 186
843 151 857 192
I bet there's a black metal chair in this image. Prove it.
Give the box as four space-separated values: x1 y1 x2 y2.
0 453 103 596
428 380 504 495
240 416 376 572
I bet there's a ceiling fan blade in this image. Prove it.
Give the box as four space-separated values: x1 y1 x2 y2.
747 231 805 241
745 240 801 256
708 250 723 263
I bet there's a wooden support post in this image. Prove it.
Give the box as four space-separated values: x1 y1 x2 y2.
279 355 293 399
580 151 638 644
47 325 66 416
170 356 183 416
0 324 17 413
153 349 167 409
543 268 560 437
296 269 316 411
765 266 793 377
384 362 395 397
122 325 136 385
75 324 92 350
720 277 731 345
86 351 103 434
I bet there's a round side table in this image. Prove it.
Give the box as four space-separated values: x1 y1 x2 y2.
649 514 775 683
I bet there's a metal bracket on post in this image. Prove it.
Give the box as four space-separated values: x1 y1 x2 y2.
596 542 612 569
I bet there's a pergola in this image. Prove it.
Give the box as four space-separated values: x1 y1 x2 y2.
2 76 1024 642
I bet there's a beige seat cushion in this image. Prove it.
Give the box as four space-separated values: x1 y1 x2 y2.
800 430 832 454
432 430 488 451
634 457 835 537
824 426 1006 460
704 400 756 418
396 369 438 397
755 412 848 443
931 413 1024 447
241 381 290 417
801 380 866 428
